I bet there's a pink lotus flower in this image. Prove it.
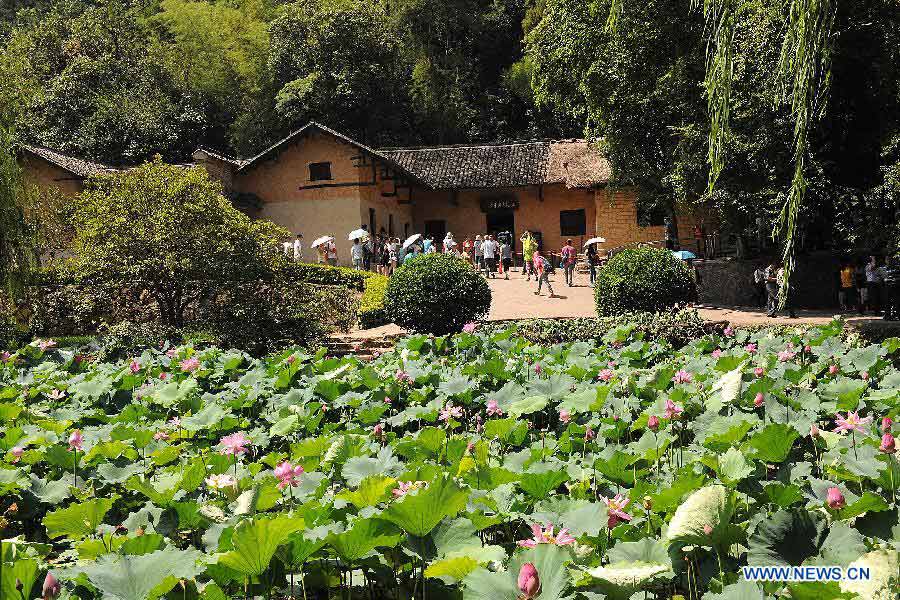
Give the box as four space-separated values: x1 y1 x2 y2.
826 487 845 509
584 426 595 441
597 369 614 382
486 399 503 417
861 371 870 381
559 410 571 424
384 396 392 405
159 371 168 380
10 446 24 463
754 393 765 407
153 431 169 441
516 523 577 548
607 360 617 368
810 424 820 437
373 423 384 438
753 367 765 378
180 357 200 372
166 348 178 358
664 399 683 421
274 461 305 489
48 389 66 401
834 411 873 435
462 322 477 334
517 563 541 600
703 524 714 536
672 370 692 384
534 363 542 375
1 351 11 362
723 326 734 337
395 369 413 384
880 433 896 454
205 473 237 490
286 354 296 364
712 349 722 359
68 430 83 451
439 403 463 422
168 416 181 428
804 344 812 353
828 364 839 375
37 339 57 351
882 417 893 433
602 493 632 528
42 571 61 600
745 343 757 353
778 349 796 362
647 415 660 432
218 432 250 456
392 480 426 497
129 360 141 374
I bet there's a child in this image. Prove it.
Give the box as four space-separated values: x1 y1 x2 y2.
533 249 554 297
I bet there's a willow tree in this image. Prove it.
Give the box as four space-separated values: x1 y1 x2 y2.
0 125 37 301
608 0 837 302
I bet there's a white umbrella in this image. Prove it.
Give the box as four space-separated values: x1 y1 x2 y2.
348 228 368 241
311 235 334 249
402 233 423 249
583 237 606 247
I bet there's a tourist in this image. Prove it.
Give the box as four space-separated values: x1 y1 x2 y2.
326 238 338 266
404 244 421 264
316 241 327 264
839 261 856 312
522 232 536 280
533 249 554 297
586 243 599 285
474 235 483 271
282 236 293 258
351 239 364 270
362 229 373 271
482 234 498 278
292 233 303 262
753 264 766 307
443 232 456 254
500 237 512 280
864 256 882 314
764 262 779 317
462 237 474 264
561 238 576 286
396 238 406 265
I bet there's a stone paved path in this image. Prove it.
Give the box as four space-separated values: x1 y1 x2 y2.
345 267 892 339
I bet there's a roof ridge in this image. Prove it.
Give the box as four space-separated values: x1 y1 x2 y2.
379 140 554 152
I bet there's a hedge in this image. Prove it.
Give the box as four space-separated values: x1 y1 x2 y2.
359 274 389 329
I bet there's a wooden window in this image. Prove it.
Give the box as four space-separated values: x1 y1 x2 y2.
560 209 586 236
308 162 332 181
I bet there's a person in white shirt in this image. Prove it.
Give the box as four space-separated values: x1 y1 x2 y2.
292 233 303 262
351 239 364 269
282 239 293 257
326 239 338 266
482 234 497 278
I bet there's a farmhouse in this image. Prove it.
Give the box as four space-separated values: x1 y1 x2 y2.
20 123 704 265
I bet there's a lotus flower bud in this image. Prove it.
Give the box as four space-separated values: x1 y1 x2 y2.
642 495 653 510
882 417 893 433
861 371 869 381
754 393 764 408
753 367 764 378
810 424 819 437
826 487 846 510
647 415 660 432
42 571 61 600
880 433 896 454
703 524 713 536
829 364 839 375
517 563 541 599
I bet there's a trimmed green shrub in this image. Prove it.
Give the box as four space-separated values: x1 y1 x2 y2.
595 246 697 316
384 254 491 334
282 262 367 290
359 273 389 329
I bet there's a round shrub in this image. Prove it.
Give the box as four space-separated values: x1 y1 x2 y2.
594 246 697 316
384 254 491 334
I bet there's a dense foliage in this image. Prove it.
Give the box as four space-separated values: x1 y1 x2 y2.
358 273 389 330
594 247 697 316
1 321 899 599
385 254 491 334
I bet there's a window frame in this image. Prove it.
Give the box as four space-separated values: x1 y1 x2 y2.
308 161 333 182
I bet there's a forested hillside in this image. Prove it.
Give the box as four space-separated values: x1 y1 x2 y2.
2 0 899 251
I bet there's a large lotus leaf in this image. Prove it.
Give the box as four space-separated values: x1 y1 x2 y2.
518 469 568 499
839 550 900 600
710 366 744 408
77 546 205 600
276 525 331 568
327 517 402 562
531 497 607 538
581 561 672 600
558 388 604 414
528 374 577 400
838 492 890 520
718 447 754 486
704 580 765 600
508 395 549 417
337 475 396 509
607 538 670 565
819 377 868 411
341 446 403 486
43 496 117 540
153 379 198 407
97 461 145 484
216 515 304 575
650 467 706 512
1 559 39 600
665 485 737 549
425 556 480 582
463 543 571 600
816 522 866 567
747 424 799 463
382 474 469 536
746 509 828 566
180 404 230 432
29 473 74 503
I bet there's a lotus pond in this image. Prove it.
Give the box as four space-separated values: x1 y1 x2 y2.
1 321 899 600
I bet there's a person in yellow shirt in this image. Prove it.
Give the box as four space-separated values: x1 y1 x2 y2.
839 262 856 311
521 232 536 281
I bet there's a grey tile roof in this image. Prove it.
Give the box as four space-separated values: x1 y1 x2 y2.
21 145 115 178
378 139 610 190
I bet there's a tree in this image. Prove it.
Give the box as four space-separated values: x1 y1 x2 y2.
0 126 37 300
68 158 287 327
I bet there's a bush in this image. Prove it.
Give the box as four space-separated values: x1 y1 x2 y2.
282 262 368 290
384 254 491 334
595 246 697 316
359 273 389 329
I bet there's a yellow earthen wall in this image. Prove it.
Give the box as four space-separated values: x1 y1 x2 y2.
21 157 85 197
593 188 666 253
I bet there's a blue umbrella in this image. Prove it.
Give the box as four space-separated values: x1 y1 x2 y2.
672 250 697 260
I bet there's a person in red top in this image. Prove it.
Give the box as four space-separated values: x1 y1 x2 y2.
560 239 577 287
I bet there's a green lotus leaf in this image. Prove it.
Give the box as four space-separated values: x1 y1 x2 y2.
463 543 571 600
746 509 828 566
43 496 118 540
518 469 568 499
747 424 800 462
581 561 672 600
77 546 205 600
0 559 39 600
382 474 469 536
216 514 304 575
508 394 549 417
327 517 402 562
703 579 765 600
718 447 754 485
665 484 737 549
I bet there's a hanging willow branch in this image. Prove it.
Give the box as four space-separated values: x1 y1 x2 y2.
775 0 837 303
0 125 37 301
605 0 624 32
